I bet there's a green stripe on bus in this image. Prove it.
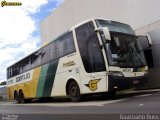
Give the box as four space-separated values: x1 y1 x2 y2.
42 60 59 97
36 64 49 97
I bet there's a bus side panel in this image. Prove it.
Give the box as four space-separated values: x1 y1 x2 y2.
42 60 59 97
8 85 24 100
80 71 108 94
14 69 39 99
51 53 82 97
24 67 41 98
7 86 14 100
7 69 39 100
35 60 59 98
36 64 49 98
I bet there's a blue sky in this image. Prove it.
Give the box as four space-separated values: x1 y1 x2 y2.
0 0 65 82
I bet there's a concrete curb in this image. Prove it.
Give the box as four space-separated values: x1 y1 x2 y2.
124 88 160 94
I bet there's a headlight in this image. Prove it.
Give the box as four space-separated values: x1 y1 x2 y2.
108 71 123 77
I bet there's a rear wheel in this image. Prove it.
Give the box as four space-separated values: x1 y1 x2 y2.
14 91 19 103
68 81 81 102
19 91 25 104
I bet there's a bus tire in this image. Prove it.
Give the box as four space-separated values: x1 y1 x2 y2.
19 90 25 104
14 91 19 103
68 81 81 102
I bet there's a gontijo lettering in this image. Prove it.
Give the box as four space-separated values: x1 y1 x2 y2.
16 73 30 82
1 0 22 7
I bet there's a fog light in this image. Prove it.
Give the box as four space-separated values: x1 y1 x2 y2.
114 86 118 89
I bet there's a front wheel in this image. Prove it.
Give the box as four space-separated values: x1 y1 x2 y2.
68 81 81 102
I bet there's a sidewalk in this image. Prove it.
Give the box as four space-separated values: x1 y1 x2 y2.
124 88 160 94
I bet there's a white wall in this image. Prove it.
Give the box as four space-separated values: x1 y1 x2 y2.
41 0 160 43
125 0 160 30
40 0 129 43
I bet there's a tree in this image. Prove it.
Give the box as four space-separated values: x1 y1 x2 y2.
0 81 6 86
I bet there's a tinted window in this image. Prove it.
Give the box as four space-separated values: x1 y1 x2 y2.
31 50 42 68
88 37 106 72
19 62 23 73
42 44 52 64
23 57 30 72
10 68 12 77
51 42 57 60
76 22 105 72
56 32 75 58
66 33 75 53
56 37 66 58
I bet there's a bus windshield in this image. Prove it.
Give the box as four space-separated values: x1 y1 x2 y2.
105 33 147 67
96 19 146 67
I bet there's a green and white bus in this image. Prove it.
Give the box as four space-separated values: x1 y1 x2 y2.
7 18 149 103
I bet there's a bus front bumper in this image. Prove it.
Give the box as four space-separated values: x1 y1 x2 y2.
108 74 148 91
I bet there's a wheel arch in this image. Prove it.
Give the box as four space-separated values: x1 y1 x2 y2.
14 90 18 99
66 78 81 96
19 89 24 97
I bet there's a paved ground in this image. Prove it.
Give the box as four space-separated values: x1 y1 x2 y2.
0 89 160 120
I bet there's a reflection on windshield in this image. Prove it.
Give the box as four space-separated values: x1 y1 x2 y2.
105 33 147 67
96 19 135 35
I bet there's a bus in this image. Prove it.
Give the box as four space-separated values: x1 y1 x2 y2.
0 85 7 101
7 18 150 103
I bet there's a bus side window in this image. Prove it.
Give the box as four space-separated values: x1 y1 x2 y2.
88 38 106 72
7 69 9 79
56 38 65 58
76 21 105 73
10 68 12 78
42 43 52 64
65 32 76 54
56 32 76 58
76 22 93 72
23 57 31 72
51 42 56 60
31 50 42 69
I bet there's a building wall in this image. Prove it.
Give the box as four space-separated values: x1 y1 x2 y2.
125 0 160 30
40 0 129 43
40 0 160 43
136 22 160 88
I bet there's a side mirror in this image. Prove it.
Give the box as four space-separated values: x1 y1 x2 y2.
95 27 111 42
136 35 152 51
146 34 152 46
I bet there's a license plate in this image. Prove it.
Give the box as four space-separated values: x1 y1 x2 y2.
133 80 139 84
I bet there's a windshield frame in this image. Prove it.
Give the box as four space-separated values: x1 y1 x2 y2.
96 19 136 36
102 32 147 68
104 32 147 68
